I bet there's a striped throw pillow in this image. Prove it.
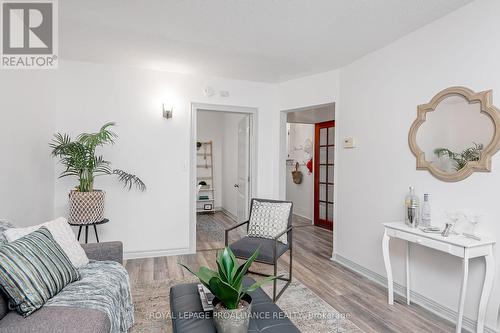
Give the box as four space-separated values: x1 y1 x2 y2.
0 227 80 316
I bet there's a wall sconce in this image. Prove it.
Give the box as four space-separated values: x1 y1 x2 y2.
162 103 173 119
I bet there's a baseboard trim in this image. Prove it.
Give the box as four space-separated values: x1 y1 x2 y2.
124 247 190 260
292 212 313 223
221 208 238 222
331 254 497 333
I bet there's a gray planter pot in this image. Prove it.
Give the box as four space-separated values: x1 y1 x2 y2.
212 295 252 333
68 190 105 224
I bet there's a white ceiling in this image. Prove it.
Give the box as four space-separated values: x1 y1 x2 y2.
60 0 473 82
287 103 335 124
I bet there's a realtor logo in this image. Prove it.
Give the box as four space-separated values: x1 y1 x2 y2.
1 0 58 69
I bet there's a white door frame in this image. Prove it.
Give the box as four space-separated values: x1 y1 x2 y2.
190 103 258 253
278 102 338 259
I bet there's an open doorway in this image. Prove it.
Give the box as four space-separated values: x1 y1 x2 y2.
190 104 257 253
283 103 335 229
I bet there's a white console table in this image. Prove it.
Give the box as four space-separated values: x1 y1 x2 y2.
382 222 495 333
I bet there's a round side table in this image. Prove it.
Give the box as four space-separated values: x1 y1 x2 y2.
69 218 109 244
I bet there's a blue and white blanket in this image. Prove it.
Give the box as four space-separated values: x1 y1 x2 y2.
0 219 13 244
46 260 135 333
0 220 133 332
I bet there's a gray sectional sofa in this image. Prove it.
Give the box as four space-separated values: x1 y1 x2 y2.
0 241 123 333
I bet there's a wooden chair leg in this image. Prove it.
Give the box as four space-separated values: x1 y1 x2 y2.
85 226 89 244
77 226 82 241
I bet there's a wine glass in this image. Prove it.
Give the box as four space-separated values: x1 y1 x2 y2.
467 213 482 236
445 211 463 234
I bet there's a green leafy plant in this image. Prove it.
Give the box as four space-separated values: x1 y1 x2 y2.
434 143 483 171
50 122 146 192
181 247 277 310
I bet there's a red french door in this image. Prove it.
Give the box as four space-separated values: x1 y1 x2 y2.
314 121 334 230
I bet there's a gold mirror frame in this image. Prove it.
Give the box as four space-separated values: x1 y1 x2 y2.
409 86 500 182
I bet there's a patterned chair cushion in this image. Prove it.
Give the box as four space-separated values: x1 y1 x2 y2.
0 227 80 316
247 200 292 244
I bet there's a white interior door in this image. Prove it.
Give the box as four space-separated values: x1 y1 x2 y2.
236 115 250 222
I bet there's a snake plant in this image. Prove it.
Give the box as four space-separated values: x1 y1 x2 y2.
181 247 277 310
50 122 146 192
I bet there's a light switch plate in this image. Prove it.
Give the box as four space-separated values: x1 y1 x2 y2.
343 137 356 148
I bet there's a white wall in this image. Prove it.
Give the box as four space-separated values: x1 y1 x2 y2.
278 0 500 328
0 71 56 226
53 60 277 258
335 0 500 329
277 69 341 200
286 123 314 220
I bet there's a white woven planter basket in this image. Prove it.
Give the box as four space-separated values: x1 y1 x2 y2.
68 190 105 225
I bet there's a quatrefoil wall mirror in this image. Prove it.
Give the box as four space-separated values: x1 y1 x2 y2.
409 86 500 182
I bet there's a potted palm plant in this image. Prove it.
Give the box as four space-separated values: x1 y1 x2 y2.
50 122 146 224
181 247 277 333
434 143 484 171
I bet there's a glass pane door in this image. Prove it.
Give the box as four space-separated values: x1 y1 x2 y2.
314 121 334 230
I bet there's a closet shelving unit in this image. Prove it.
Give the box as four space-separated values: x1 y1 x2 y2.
196 141 215 214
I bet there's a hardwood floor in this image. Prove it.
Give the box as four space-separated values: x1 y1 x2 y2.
125 212 456 332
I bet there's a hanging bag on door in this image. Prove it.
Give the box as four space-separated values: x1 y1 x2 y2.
292 162 303 184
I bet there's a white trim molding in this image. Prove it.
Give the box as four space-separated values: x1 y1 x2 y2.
124 247 190 260
221 208 238 222
278 102 338 259
291 212 313 223
190 102 259 254
332 254 497 333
